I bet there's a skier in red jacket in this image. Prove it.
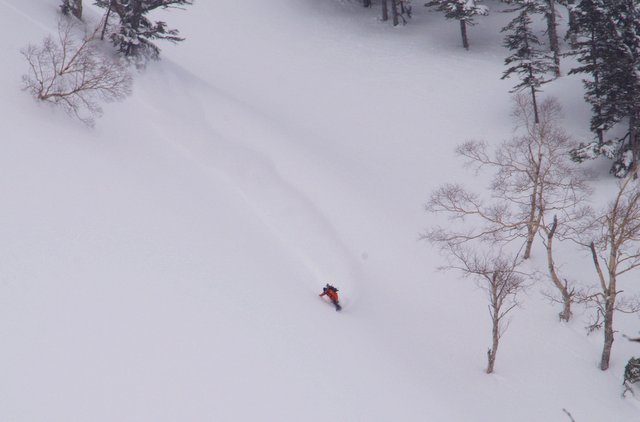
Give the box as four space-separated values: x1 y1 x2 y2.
320 284 341 311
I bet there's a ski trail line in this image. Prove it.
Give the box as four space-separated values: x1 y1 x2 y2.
0 0 56 32
134 64 366 304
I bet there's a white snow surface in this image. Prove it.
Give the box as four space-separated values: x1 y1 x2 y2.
1 0 640 421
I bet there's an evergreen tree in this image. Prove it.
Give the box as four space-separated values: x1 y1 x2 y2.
565 0 579 48
567 0 616 139
569 0 640 177
501 8 554 123
607 0 640 177
94 0 193 59
544 0 561 75
503 0 561 76
61 0 83 19
624 357 640 385
425 0 489 50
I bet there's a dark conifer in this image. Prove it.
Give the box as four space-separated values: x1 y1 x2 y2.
94 0 193 59
569 0 640 177
425 0 488 50
503 1 561 76
60 0 83 19
566 0 614 140
501 8 554 123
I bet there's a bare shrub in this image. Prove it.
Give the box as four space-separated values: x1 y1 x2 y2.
21 19 132 126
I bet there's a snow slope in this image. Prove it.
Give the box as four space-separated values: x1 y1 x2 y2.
1 0 639 421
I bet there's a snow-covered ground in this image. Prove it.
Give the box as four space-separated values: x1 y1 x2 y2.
1 0 639 420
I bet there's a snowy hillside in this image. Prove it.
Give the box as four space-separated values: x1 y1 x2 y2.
1 0 640 421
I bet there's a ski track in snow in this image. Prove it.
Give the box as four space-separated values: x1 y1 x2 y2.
0 0 56 33
8 1 640 420
0 0 365 305
133 63 365 306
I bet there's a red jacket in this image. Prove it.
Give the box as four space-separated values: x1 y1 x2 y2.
320 288 339 302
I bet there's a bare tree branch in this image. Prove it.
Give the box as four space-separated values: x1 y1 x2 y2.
21 18 132 126
562 408 577 422
582 177 640 370
438 244 529 374
427 94 591 260
425 94 592 322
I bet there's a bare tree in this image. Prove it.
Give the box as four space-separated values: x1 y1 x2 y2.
434 245 528 374
21 19 132 126
425 95 591 322
583 177 640 370
540 216 578 321
537 195 593 322
426 95 589 260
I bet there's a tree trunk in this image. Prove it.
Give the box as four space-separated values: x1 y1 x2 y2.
487 308 500 374
545 217 572 321
600 289 616 370
126 0 143 56
591 239 617 371
524 164 542 260
460 20 469 50
530 84 540 124
100 0 113 41
546 0 560 77
566 0 578 49
363 0 371 7
381 0 388 21
630 112 639 178
486 273 501 374
525 138 546 261
391 0 399 26
523 189 538 259
561 289 572 322
587 29 605 143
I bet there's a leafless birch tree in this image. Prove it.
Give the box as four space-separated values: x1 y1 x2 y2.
538 203 593 322
426 95 587 259
425 95 590 320
539 215 578 321
581 177 640 370
21 19 132 126
435 245 528 374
